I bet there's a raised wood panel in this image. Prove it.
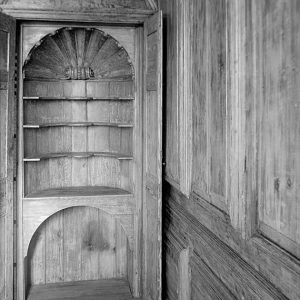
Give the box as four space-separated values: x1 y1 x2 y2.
164 180 300 299
143 11 162 300
164 183 292 300
27 207 128 285
160 0 180 186
190 0 227 211
208 0 226 199
161 0 300 299
191 0 207 196
257 0 300 258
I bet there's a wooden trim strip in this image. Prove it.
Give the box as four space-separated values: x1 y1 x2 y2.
2 8 153 24
23 96 134 101
23 122 134 129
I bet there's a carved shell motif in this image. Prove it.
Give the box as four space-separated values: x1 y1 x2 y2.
24 27 134 80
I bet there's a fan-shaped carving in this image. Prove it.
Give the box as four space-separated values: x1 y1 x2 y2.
24 27 134 80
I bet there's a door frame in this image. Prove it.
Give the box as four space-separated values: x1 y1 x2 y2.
0 11 16 300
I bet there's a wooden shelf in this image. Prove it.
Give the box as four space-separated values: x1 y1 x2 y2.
27 279 139 300
22 186 134 254
24 77 134 83
23 152 133 161
23 122 133 129
25 186 131 199
23 96 134 101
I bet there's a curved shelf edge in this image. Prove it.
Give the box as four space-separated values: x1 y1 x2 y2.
23 96 134 101
23 186 134 256
23 122 134 129
23 152 133 161
24 77 134 82
24 186 132 199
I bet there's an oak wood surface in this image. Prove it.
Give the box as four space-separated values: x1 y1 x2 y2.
27 214 129 288
256 0 300 258
164 183 289 300
0 11 16 300
25 186 131 199
23 96 134 101
18 23 139 295
161 0 300 299
143 11 162 300
27 279 139 300
23 122 133 128
0 0 154 24
23 152 133 161
23 69 134 196
23 28 134 81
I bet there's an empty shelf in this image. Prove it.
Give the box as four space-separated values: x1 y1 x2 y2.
23 96 134 101
27 279 140 300
25 186 131 199
23 152 133 161
23 122 133 128
24 77 133 83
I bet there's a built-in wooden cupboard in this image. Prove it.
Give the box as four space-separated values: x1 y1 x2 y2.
0 9 162 300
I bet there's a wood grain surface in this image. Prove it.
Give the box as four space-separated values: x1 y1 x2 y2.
161 0 300 299
19 24 139 295
27 278 140 300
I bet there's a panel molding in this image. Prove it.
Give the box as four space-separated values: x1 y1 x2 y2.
226 0 258 239
0 8 153 24
178 0 192 197
165 181 300 300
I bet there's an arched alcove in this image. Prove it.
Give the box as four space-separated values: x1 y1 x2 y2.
21 25 137 295
27 206 130 286
24 27 135 80
22 26 135 196
23 196 134 256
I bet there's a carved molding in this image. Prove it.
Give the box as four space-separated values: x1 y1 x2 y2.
0 0 149 11
23 27 135 80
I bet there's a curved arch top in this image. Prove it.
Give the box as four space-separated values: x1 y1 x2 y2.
23 195 134 257
23 27 135 80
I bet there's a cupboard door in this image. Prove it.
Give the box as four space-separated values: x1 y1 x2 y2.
143 11 162 300
0 11 16 300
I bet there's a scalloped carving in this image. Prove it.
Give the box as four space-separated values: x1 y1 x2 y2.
24 27 134 80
